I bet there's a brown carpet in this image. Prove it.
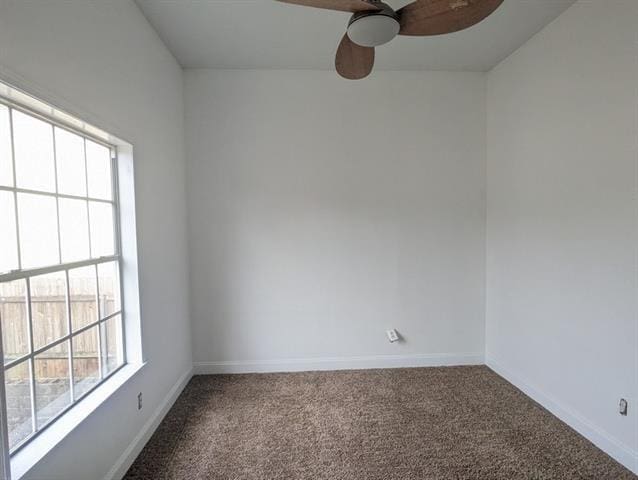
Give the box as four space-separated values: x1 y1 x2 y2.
125 366 635 480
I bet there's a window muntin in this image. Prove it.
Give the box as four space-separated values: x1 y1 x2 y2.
0 101 125 453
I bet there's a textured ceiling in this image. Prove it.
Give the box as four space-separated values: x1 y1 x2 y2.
136 0 576 71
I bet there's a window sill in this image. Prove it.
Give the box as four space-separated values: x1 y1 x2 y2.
10 362 146 480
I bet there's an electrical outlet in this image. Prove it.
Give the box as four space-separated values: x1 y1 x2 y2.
386 329 399 343
138 392 143 410
619 398 628 416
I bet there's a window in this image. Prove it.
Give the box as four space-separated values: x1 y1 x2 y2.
0 101 125 454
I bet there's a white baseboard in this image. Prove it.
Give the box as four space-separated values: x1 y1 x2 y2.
193 352 484 375
486 355 638 475
103 367 193 480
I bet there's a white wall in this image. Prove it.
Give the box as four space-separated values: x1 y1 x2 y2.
185 70 486 372
0 1 192 479
486 0 638 472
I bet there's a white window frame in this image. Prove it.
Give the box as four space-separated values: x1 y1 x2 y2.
0 78 143 480
0 97 127 452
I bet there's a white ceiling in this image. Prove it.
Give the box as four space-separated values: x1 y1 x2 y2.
135 0 576 71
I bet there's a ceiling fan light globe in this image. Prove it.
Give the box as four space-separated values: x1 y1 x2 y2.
347 14 400 47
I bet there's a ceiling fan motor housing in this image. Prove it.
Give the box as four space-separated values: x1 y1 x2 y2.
347 2 400 48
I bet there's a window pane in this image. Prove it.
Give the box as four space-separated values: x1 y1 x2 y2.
0 96 126 451
5 360 34 450
55 127 86 197
0 191 19 273
31 271 67 350
13 110 55 192
86 140 112 200
35 340 71 428
59 197 90 263
101 314 123 376
89 201 114 257
72 326 99 398
0 104 13 186
97 261 120 318
17 193 59 269
1 279 29 364
69 265 97 331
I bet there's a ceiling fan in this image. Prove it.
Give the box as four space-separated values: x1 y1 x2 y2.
276 0 504 79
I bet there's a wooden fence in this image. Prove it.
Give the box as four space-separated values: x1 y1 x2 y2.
1 277 117 380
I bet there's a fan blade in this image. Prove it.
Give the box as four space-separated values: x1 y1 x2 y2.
398 0 504 36
276 0 381 13
335 34 375 80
